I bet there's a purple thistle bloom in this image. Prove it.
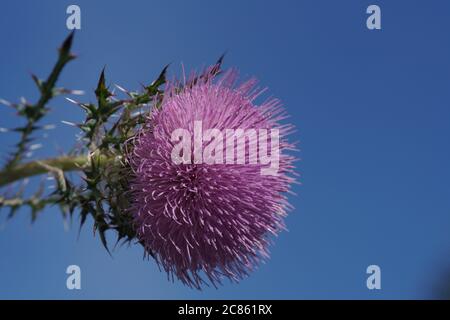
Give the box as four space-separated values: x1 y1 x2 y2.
128 68 297 289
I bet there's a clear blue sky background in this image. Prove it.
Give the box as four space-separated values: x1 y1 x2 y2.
0 0 449 299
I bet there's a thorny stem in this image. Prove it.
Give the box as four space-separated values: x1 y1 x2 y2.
5 32 76 170
0 154 110 188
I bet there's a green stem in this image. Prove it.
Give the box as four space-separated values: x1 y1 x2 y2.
5 33 75 170
0 155 106 188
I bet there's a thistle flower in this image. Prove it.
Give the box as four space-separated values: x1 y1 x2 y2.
0 33 299 289
128 68 297 289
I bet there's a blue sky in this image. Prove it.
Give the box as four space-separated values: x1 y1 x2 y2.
0 0 450 299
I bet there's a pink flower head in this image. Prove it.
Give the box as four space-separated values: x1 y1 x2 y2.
128 68 296 289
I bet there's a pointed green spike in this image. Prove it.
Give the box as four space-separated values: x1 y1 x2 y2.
98 226 112 256
216 52 226 67
210 52 226 75
78 207 89 238
95 67 112 109
31 74 44 93
59 30 75 58
95 67 107 97
146 64 170 95
154 63 170 87
7 206 19 219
